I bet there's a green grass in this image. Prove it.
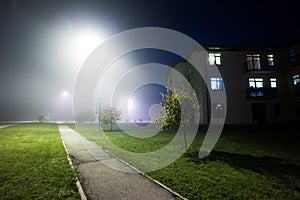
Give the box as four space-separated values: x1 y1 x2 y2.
0 123 80 200
69 123 300 200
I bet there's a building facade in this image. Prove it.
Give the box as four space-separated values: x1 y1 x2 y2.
165 42 300 125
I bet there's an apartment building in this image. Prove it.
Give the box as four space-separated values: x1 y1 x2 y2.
165 42 300 125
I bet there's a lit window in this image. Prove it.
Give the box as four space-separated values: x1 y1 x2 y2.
289 49 296 63
270 78 277 88
210 77 224 90
246 54 261 70
267 54 275 66
292 74 300 87
209 53 222 65
248 78 264 97
249 78 263 88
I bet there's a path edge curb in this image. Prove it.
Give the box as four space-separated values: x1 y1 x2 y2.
59 127 87 200
100 146 188 200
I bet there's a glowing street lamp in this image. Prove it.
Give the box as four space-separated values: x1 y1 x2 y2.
70 29 107 61
62 91 69 97
59 90 71 122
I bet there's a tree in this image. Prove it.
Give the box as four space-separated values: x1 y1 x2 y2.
154 86 199 148
154 89 181 131
75 111 95 123
100 106 121 131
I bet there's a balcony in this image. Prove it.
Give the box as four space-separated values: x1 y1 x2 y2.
245 61 275 73
247 87 278 99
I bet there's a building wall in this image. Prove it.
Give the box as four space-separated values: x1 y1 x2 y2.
165 60 208 124
280 43 300 121
217 51 252 124
165 43 300 125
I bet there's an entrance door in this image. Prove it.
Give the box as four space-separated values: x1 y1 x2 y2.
252 103 267 124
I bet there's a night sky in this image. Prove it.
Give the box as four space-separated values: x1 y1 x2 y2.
0 0 299 121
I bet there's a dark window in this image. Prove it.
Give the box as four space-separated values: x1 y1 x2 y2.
289 49 296 63
212 103 225 117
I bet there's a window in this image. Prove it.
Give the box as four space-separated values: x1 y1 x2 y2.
249 78 263 88
210 77 224 90
292 74 300 87
289 49 296 63
246 54 261 70
248 78 264 97
209 53 222 65
270 78 277 88
267 54 275 66
212 103 225 117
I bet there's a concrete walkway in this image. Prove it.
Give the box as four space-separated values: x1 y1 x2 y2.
58 125 183 200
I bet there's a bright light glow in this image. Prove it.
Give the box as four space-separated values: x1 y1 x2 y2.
128 98 135 110
62 91 68 97
117 97 135 121
71 29 106 60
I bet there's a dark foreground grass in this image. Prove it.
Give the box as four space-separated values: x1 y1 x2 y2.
0 123 80 200
70 123 300 200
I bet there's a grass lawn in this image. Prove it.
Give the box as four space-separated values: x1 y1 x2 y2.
70 123 300 200
0 123 80 200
